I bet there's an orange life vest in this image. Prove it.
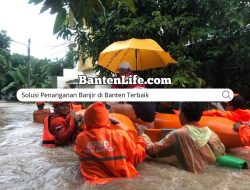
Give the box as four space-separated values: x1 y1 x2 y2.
33 109 51 124
42 113 75 147
42 115 56 148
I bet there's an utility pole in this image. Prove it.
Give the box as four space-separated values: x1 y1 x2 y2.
27 38 31 88
11 39 31 88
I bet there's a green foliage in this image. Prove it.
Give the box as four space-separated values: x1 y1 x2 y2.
21 0 250 99
29 0 135 35
71 0 249 93
0 30 11 51
10 53 27 67
71 0 206 87
1 49 74 99
0 30 11 90
121 0 136 13
53 8 67 34
1 61 52 99
47 51 74 76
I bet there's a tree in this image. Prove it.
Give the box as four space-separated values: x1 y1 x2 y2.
1 59 53 99
0 30 11 90
28 0 135 36
30 0 250 96
74 0 250 91
0 30 77 99
72 0 207 87
10 53 28 68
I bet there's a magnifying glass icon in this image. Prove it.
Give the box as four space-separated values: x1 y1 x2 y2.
222 90 232 100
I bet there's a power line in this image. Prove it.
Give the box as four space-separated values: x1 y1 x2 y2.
11 39 28 47
11 39 72 49
42 47 70 58
10 38 72 59
44 41 72 48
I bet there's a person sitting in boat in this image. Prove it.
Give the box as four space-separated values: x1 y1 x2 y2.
69 102 84 113
110 101 156 128
33 102 51 124
136 102 225 173
230 95 250 145
157 102 179 114
233 121 250 146
204 94 250 146
203 94 250 122
74 102 146 184
42 102 83 147
63 85 84 113
111 61 146 89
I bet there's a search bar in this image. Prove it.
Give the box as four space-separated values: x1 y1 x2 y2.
17 88 234 102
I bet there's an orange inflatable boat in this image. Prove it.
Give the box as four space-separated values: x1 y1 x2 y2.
76 110 243 149
146 113 244 149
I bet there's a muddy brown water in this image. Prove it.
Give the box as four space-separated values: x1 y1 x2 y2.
0 102 250 190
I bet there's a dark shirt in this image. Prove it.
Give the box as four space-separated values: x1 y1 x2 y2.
129 102 156 122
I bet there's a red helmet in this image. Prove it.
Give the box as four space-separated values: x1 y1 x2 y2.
36 102 45 106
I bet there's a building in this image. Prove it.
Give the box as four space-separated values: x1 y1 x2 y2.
56 57 111 89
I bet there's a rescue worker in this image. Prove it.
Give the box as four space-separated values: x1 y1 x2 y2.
63 85 84 113
136 102 225 173
233 121 250 146
74 102 146 184
42 102 83 147
33 102 51 124
203 94 250 146
203 94 250 122
69 102 84 113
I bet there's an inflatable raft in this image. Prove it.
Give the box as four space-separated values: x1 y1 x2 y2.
147 113 244 149
76 110 243 149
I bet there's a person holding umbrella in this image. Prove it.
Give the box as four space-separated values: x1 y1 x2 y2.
111 61 146 89
99 38 177 128
108 61 155 128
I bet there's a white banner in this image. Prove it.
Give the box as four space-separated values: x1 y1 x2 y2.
17 88 234 102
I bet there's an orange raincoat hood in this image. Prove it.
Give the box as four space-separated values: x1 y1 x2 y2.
84 102 109 129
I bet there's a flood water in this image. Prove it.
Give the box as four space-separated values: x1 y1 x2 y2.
0 102 250 190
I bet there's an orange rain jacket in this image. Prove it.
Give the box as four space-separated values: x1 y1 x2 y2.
44 113 76 146
33 109 51 124
238 125 250 146
69 103 84 112
74 126 146 184
74 102 146 184
203 109 250 122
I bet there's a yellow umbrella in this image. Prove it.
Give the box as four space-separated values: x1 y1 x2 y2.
98 38 177 73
